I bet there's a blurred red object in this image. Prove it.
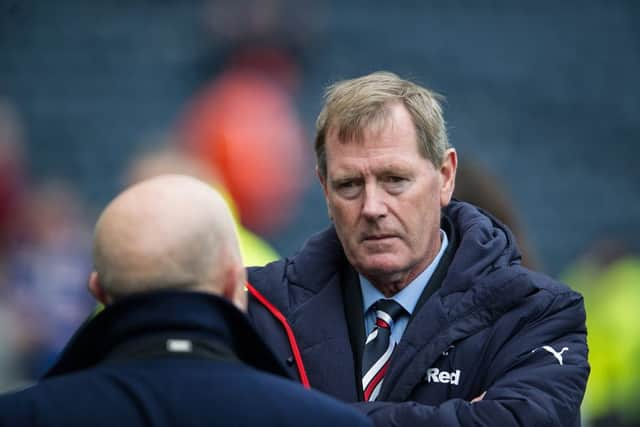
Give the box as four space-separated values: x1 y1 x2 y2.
0 102 28 251
0 145 25 241
179 69 307 234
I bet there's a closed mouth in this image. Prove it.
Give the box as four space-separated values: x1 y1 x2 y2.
362 234 396 241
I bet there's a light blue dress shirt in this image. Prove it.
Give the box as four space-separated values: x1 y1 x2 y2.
360 229 448 345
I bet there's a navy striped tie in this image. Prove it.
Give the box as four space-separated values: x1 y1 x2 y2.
362 299 405 401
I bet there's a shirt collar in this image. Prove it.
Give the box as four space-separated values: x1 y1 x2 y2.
361 229 449 316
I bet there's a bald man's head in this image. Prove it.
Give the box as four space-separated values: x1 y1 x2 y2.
90 174 246 310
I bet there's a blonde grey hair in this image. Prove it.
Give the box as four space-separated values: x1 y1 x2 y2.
315 71 450 177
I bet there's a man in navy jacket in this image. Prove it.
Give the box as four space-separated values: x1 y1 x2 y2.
247 72 589 426
0 175 372 427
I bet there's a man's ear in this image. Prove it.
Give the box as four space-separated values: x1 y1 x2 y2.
222 263 247 312
439 148 458 207
88 271 112 305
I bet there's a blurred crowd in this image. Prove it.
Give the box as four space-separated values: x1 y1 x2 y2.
0 101 94 388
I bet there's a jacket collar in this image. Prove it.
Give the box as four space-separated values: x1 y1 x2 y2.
44 290 287 379
288 200 524 303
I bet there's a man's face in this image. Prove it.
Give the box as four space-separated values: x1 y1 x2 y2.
319 102 456 295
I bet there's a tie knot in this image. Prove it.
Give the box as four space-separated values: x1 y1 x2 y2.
373 299 405 327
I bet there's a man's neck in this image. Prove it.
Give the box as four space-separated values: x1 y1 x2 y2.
364 230 447 298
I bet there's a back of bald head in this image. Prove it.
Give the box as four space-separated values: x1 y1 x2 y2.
92 174 246 308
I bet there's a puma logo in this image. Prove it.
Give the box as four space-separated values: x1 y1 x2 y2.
533 345 569 365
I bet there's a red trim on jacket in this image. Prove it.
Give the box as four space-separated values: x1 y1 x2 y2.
246 282 310 389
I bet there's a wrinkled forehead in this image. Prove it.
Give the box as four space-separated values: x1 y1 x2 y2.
326 103 400 145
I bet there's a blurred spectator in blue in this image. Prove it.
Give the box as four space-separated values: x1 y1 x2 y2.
4 180 94 379
562 240 640 427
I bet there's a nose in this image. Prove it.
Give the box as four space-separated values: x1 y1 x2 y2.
361 184 388 220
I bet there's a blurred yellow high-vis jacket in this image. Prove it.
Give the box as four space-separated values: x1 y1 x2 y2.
216 183 280 267
563 256 640 424
235 223 279 267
